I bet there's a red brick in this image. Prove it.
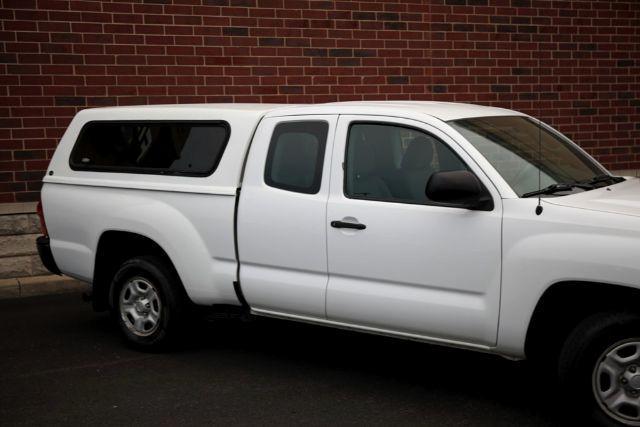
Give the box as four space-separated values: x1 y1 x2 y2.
0 0 638 202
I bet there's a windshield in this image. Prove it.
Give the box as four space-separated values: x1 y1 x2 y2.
449 116 605 197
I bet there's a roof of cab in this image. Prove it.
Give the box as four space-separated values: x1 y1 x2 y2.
268 101 522 122
74 101 523 123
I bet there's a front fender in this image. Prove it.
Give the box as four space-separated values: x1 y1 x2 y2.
496 199 640 357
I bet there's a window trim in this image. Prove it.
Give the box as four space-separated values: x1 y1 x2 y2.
69 120 231 177
264 120 329 195
343 120 492 209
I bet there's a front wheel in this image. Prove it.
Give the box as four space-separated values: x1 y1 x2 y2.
111 256 186 350
559 312 640 426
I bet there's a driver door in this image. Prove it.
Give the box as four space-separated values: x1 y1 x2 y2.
326 116 503 346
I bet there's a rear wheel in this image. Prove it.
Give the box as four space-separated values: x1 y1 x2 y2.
559 312 640 426
119 276 163 337
111 256 186 350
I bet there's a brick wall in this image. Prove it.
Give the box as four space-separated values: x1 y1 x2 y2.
0 0 638 203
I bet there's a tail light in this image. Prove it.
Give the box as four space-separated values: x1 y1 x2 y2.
36 200 48 236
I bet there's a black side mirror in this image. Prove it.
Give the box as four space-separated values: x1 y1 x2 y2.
426 170 494 211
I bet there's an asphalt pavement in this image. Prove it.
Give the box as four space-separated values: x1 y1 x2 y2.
0 293 566 426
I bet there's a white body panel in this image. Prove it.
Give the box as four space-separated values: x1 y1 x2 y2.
41 101 640 360
237 115 337 317
43 184 239 305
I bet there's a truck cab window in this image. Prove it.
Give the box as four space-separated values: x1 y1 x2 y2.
345 123 468 204
264 121 328 194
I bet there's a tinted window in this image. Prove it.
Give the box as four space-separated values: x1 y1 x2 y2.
70 121 230 176
449 116 604 197
264 121 328 194
345 123 468 204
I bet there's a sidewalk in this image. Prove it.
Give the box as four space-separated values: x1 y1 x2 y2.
0 274 87 299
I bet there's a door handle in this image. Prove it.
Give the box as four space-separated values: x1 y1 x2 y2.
331 220 366 230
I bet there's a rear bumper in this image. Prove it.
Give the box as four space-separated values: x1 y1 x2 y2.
36 236 61 275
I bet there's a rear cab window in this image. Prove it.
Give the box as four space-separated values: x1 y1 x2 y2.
264 121 329 194
70 121 230 176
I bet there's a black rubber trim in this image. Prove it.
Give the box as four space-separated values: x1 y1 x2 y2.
231 115 269 310
232 187 249 309
233 280 249 308
36 235 61 275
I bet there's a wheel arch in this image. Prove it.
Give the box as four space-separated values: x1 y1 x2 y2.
525 280 640 361
92 230 188 311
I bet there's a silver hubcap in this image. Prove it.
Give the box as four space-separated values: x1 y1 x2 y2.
119 277 162 337
593 339 640 425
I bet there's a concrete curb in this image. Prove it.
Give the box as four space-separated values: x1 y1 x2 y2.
0 202 37 216
0 274 88 299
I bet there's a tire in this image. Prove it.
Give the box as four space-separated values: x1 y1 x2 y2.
558 311 640 426
110 255 186 351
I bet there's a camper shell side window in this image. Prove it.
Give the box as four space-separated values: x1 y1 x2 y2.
69 120 231 177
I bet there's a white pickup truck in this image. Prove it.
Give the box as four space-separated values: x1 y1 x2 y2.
37 102 640 426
